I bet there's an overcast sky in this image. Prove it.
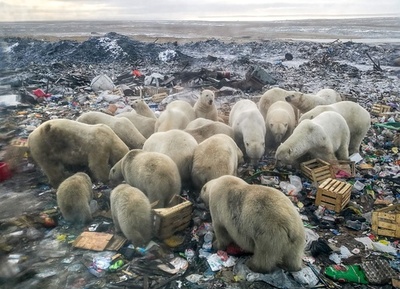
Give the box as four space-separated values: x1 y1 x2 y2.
1 0 400 22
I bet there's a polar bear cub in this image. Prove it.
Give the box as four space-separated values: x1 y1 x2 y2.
56 172 93 225
110 184 152 247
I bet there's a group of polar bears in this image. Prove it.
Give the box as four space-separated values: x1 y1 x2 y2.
27 87 371 273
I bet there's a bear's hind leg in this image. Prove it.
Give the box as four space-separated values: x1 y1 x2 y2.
213 224 233 250
88 152 110 183
280 248 303 272
246 243 279 273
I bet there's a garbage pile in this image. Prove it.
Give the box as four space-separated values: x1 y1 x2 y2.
0 33 399 289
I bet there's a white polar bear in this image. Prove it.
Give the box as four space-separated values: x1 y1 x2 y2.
285 88 342 113
109 149 181 208
200 175 305 273
258 87 300 121
185 118 215 130
265 101 296 150
77 111 146 149
143 129 198 186
155 100 196 132
229 99 266 167
115 110 156 139
191 134 244 190
299 101 370 154
275 111 350 165
130 99 157 119
193 89 218 121
56 172 93 225
110 184 152 247
184 121 235 144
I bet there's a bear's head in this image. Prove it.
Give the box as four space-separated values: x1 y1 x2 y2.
200 89 215 106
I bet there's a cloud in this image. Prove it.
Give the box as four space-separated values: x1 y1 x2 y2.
0 0 399 22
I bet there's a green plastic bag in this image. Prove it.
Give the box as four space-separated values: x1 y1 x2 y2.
324 264 368 284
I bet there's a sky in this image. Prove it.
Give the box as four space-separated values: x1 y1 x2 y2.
1 0 400 22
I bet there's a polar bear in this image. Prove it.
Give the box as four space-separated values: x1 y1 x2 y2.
193 89 218 121
130 99 157 119
285 88 342 114
143 129 198 185
258 87 300 121
77 111 146 149
200 175 305 273
115 110 156 139
155 100 196 132
229 99 266 167
110 184 152 247
265 101 296 150
299 101 370 154
109 149 181 208
185 118 215 130
184 121 235 144
191 134 244 190
56 172 93 225
28 119 129 188
275 111 350 166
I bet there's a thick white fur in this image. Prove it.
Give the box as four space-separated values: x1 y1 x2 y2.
275 111 350 165
200 175 305 273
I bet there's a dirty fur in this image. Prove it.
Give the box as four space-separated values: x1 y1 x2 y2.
299 101 371 154
155 100 196 132
229 99 266 167
143 129 198 185
109 149 181 208
130 99 157 119
110 184 152 247
56 172 93 225
77 111 146 149
193 89 218 121
192 134 243 190
28 119 129 188
200 175 305 273
276 111 350 165
116 110 156 139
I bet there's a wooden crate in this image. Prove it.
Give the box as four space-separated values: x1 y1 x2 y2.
371 204 400 238
332 160 356 178
152 195 193 240
371 103 391 117
315 178 352 213
300 158 335 183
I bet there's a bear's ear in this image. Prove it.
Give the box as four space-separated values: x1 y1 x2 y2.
284 123 288 128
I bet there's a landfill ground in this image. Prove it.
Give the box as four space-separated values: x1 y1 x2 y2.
0 29 400 289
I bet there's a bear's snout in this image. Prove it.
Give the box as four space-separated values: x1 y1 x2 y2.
285 95 292 102
208 99 213 105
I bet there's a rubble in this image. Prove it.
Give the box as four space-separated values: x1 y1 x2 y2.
0 32 399 289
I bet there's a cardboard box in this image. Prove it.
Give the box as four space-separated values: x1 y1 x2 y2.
371 204 400 238
152 195 193 240
315 178 352 213
300 158 335 183
371 103 391 117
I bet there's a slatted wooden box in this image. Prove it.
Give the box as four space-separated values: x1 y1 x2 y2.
152 195 193 240
371 103 391 117
315 178 352 213
300 158 335 183
371 204 400 238
332 160 356 178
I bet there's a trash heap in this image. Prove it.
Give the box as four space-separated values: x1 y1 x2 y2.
0 33 399 288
